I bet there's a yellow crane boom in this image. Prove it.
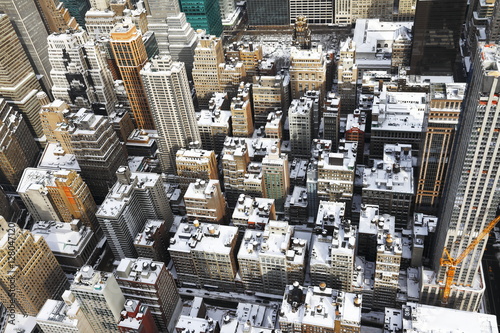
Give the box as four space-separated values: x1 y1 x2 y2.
440 215 500 305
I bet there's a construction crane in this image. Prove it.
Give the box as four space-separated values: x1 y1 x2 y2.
440 215 500 305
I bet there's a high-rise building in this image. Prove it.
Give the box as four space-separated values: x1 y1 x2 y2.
289 46 326 100
262 145 290 210
0 99 39 187
0 216 69 316
169 222 239 291
424 43 500 312
238 221 307 294
415 83 465 215
97 166 173 259
232 194 276 228
17 168 99 231
225 41 263 79
373 232 402 310
221 138 252 206
58 109 128 200
323 93 341 150
0 14 45 139
196 95 232 154
410 0 467 77
231 95 254 137
141 55 201 174
192 33 225 107
60 0 91 28
350 0 393 22
279 283 362 333
184 179 227 224
334 0 351 25
34 0 79 33
289 0 333 25
110 23 154 129
179 0 223 36
246 0 289 26
71 266 125 333
118 300 159 333
0 0 53 90
176 148 218 185
133 219 170 263
289 97 313 159
48 29 118 114
337 37 358 115
116 258 182 332
252 73 290 128
393 0 417 21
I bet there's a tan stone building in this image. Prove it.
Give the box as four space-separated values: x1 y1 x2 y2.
289 46 326 100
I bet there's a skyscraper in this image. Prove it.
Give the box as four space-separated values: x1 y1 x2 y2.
427 43 500 311
179 0 223 36
110 23 154 129
0 216 69 316
262 145 290 210
60 0 91 28
0 0 53 90
0 14 45 139
0 99 39 188
141 55 201 174
410 0 467 77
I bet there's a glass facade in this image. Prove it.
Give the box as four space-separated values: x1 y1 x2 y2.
247 0 290 26
179 0 223 36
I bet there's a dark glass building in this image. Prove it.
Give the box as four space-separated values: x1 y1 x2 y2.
179 0 223 36
247 0 290 26
409 0 467 78
60 0 90 28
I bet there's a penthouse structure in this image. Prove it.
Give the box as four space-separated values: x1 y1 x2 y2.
361 144 414 229
232 194 276 229
31 220 99 273
184 179 227 224
0 217 68 316
71 266 125 332
238 221 307 294
96 166 173 259
18 168 98 230
371 90 426 158
169 222 238 291
309 201 357 291
116 258 182 332
279 283 362 333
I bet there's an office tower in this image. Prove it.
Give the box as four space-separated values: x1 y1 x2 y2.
232 194 276 228
184 179 227 223
118 300 159 333
289 98 313 159
358 204 395 261
362 144 414 229
370 90 426 159
176 148 218 184
97 166 173 259
36 291 94 333
393 0 417 21
60 0 90 28
410 0 467 77
252 74 290 128
18 168 98 230
179 0 223 36
0 0 52 90
309 201 356 291
0 14 45 139
323 93 341 150
31 220 99 272
110 23 154 129
392 26 412 72
238 221 307 294
0 99 39 187
39 99 74 150
59 109 127 200
422 43 500 312
221 139 251 205
415 83 465 215
133 220 169 263
226 41 263 79
0 216 68 316
169 222 238 291
262 145 290 210
334 0 351 25
141 56 200 174
35 0 79 33
197 94 232 154
337 38 358 114
289 46 326 100
116 258 182 332
192 33 225 107
350 0 393 22
71 266 125 333
373 233 402 310
48 29 118 114
231 96 254 137
345 110 365 164
279 283 362 333
289 0 333 25
247 0 289 26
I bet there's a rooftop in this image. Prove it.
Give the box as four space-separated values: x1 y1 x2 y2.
169 222 238 254
31 220 93 256
115 257 165 284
